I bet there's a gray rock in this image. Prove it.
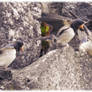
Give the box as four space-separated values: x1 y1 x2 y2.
4 46 91 90
62 2 92 21
41 2 92 21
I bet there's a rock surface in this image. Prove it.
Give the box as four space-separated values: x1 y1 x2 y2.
0 47 92 90
41 2 92 21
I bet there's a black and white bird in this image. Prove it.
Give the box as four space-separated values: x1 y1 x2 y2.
53 19 89 47
79 26 92 56
0 41 24 69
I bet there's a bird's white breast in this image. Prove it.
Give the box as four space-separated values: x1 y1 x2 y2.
0 49 16 68
79 40 92 56
57 27 75 45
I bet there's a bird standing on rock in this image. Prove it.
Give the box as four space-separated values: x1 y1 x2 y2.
40 22 53 56
0 41 24 69
52 19 89 47
79 26 92 56
41 22 53 36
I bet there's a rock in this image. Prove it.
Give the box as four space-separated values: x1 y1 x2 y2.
41 3 64 15
1 46 90 90
0 2 42 68
62 2 92 21
0 70 12 81
41 3 50 14
42 2 92 21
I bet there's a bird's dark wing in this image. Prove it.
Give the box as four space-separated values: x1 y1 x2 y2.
57 26 69 37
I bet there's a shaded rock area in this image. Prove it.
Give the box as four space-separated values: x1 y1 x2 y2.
59 2 92 21
0 2 92 90
41 2 92 21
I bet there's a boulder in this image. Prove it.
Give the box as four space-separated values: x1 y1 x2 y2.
0 46 91 90
62 2 92 21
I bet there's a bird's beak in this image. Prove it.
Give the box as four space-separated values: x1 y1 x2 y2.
79 24 84 30
20 46 24 52
79 24 89 35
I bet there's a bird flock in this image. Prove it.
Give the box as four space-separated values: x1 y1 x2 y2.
0 19 91 70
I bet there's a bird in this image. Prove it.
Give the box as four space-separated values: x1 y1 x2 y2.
41 22 53 36
0 40 24 69
40 22 53 56
79 26 92 56
52 19 89 47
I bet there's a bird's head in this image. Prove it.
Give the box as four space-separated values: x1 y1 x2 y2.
14 41 24 52
71 19 88 35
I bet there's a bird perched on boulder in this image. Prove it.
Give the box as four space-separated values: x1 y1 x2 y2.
79 26 92 56
40 22 53 56
0 40 24 69
52 19 89 47
41 22 53 36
